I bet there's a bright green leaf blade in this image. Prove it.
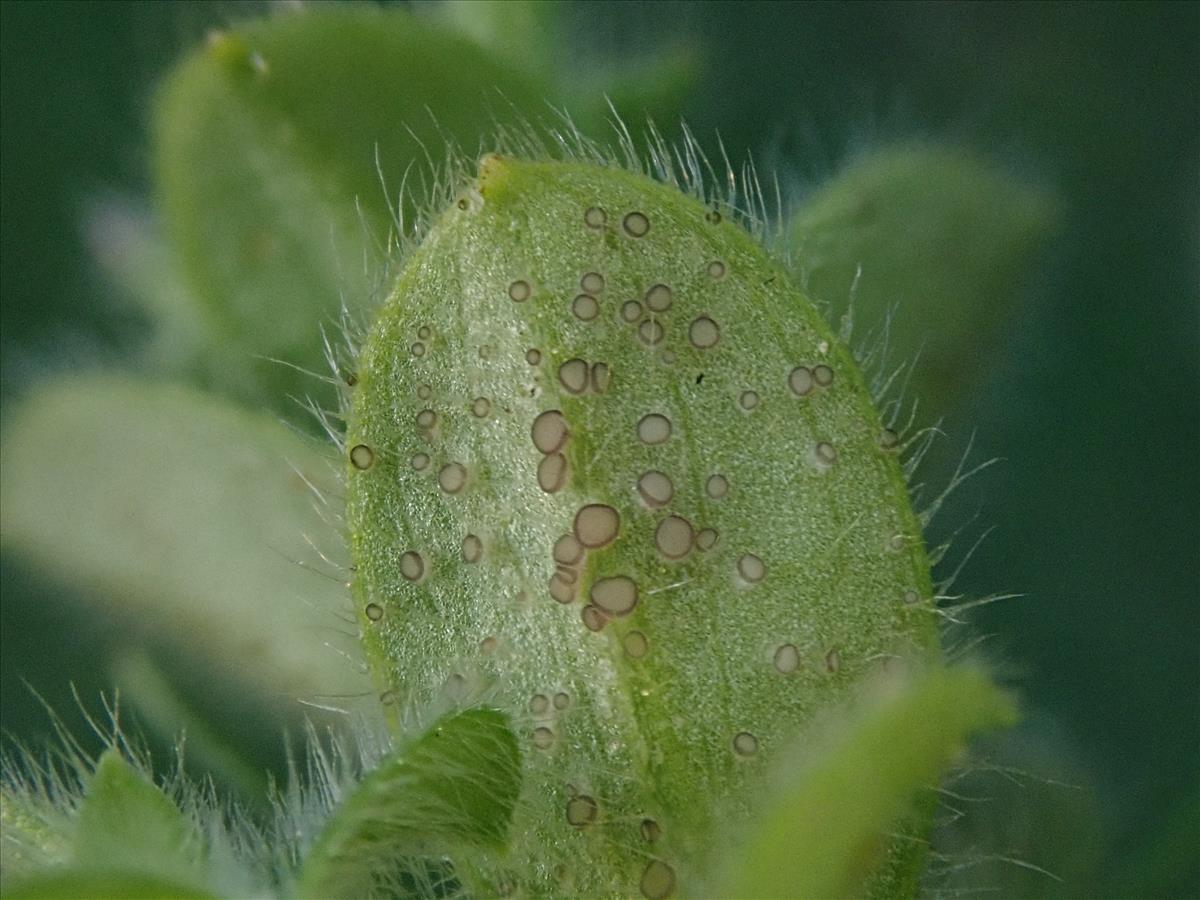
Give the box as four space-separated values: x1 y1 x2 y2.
152 5 549 410
790 143 1060 416
296 707 522 900
0 376 368 716
716 667 1017 900
2 870 217 900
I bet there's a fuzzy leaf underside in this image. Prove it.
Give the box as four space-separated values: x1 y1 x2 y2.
347 156 940 897
297 708 521 900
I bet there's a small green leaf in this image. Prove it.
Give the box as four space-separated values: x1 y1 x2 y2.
0 377 369 721
152 5 549 410
790 142 1059 416
296 707 522 900
2 870 217 900
715 667 1018 900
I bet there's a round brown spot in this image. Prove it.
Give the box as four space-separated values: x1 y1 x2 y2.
526 348 542 366
580 272 605 294
572 294 599 321
411 452 430 471
529 693 550 715
438 462 467 494
591 576 638 616
738 390 759 411
689 316 720 349
549 572 576 604
640 860 675 900
471 397 492 418
903 589 920 605
532 727 555 750
773 643 800 674
558 358 589 395
553 691 570 710
879 428 900 450
695 528 719 551
553 534 584 566
480 636 498 654
581 604 608 632
538 453 569 493
399 551 424 581
813 364 834 387
417 384 432 400
574 504 620 548
637 413 672 445
410 342 425 358
623 630 648 658
584 206 606 229
623 211 650 237
638 319 664 345
417 325 431 340
733 731 759 757
621 300 644 323
349 444 374 470
416 408 437 430
706 474 729 499
566 794 598 827
365 603 383 622
814 441 837 467
825 648 842 674
640 818 662 842
508 280 531 302
590 362 611 393
532 410 569 454
644 283 672 313
788 366 815 396
462 534 483 563
738 553 765 583
707 260 726 279
655 516 693 560
637 471 674 508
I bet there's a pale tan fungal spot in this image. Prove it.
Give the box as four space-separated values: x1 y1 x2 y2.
644 283 673 312
472 397 492 418
637 413 672 445
695 528 719 551
532 410 569 454
738 553 766 583
581 272 605 294
399 551 424 581
789 366 815 396
637 470 674 508
689 316 721 349
538 453 569 493
349 444 374 470
733 731 759 756
581 604 607 632
508 280 531 302
462 534 483 563
640 860 676 900
549 571 576 604
365 602 383 622
558 358 589 394
417 384 432 400
640 818 662 842
584 206 606 229
574 504 620 548
410 342 425 358
903 589 920 605
418 326 431 340
590 362 611 393
553 534 584 566
655 516 694 560
813 364 834 387
553 691 570 710
480 636 498 654
555 566 578 585
773 643 800 674
380 690 397 705
532 727 555 750
438 462 467 494
411 452 429 471
706 474 730 499
416 408 437 429
739 390 760 410
623 211 650 237
526 348 542 366
566 794 598 827
638 319 664 345
530 693 550 715
621 300 644 323
591 576 638 616
707 260 727 279
572 293 599 321
623 630 649 659
880 428 900 450
825 648 842 674
814 441 837 467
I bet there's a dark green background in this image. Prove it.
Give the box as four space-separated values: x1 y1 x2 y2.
2 1 1197 896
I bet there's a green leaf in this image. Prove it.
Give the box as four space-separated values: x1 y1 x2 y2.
714 667 1018 900
0 377 369 721
790 142 1060 417
296 707 522 900
151 5 549 411
73 750 198 881
1 870 217 900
